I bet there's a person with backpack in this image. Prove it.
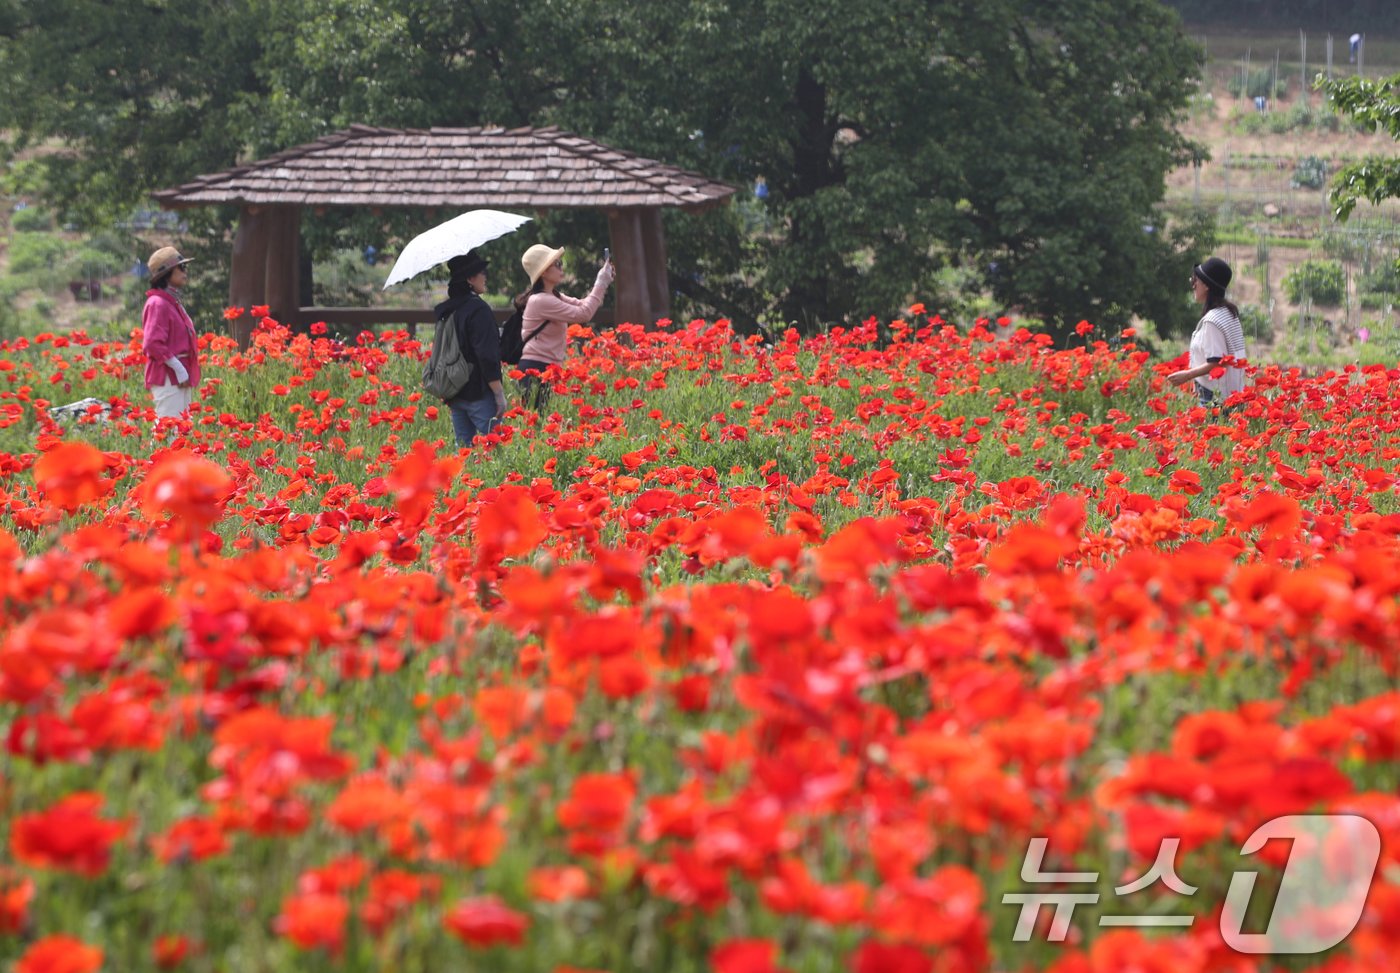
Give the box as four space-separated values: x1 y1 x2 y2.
512 244 614 410
435 250 505 447
1168 256 1247 410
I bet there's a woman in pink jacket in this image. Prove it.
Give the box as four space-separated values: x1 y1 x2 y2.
513 244 614 410
141 246 202 419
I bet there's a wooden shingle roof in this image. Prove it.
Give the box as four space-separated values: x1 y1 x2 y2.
153 125 737 212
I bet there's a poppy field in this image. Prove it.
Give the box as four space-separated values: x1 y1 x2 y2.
1 310 1399 973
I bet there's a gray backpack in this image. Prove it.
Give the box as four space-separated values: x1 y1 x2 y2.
422 307 475 400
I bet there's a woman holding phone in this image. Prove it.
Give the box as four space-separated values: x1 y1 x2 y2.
513 244 614 410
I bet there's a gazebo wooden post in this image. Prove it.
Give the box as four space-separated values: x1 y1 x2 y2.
263 205 302 332
228 205 271 350
608 209 653 327
640 208 671 323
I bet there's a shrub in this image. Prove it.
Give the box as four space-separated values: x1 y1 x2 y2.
1283 259 1346 306
10 207 53 232
0 292 16 339
63 245 123 281
1320 229 1367 263
1291 156 1328 190
7 231 70 275
1187 91 1215 119
1359 258 1400 294
1229 111 1269 136
1358 259 1400 309
312 249 384 308
1237 302 1274 344
1284 310 1342 345
1227 67 1288 101
1265 103 1311 135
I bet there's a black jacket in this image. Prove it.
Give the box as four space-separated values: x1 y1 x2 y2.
434 292 502 402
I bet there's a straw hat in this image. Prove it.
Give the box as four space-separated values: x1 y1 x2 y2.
147 246 193 281
521 244 565 287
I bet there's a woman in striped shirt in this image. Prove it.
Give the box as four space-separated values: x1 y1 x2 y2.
1169 256 1246 409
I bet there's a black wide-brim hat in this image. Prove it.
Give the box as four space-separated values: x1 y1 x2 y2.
448 250 489 278
1193 256 1232 291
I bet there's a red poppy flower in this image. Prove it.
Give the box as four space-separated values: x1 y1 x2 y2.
671 673 712 712
812 517 905 583
527 865 591 902
473 685 528 740
326 777 412 834
275 891 348 953
442 895 529 948
360 870 440 936
385 440 462 530
712 938 790 973
151 816 229 864
557 772 636 836
850 942 933 973
11 792 129 876
0 871 34 934
1227 491 1302 541
33 441 112 512
141 451 233 539
153 934 193 969
1 607 119 704
476 486 549 563
16 935 103 973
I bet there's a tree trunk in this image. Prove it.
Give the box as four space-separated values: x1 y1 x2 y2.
779 67 843 332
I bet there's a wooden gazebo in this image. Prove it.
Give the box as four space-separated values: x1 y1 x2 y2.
153 125 737 345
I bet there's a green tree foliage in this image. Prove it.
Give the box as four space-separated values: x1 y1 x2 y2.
1321 72 1400 222
1322 71 1400 293
0 0 267 227
1 0 1212 335
554 0 1213 333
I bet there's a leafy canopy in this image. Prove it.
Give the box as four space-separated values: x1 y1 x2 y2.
1 0 1211 334
1320 72 1400 222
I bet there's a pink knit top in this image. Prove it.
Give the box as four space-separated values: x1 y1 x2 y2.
519 280 608 366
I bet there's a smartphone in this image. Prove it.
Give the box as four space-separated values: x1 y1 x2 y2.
603 248 611 263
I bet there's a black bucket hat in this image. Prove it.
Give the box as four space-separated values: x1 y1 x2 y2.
1193 256 1232 291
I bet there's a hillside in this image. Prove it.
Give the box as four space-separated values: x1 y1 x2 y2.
1163 26 1400 364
